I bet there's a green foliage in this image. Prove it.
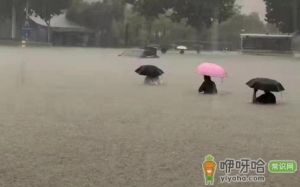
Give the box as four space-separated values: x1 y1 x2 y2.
0 0 26 21
206 12 268 50
123 0 171 44
67 0 124 31
264 0 300 33
123 0 168 21
29 0 72 24
1 0 71 24
169 0 236 31
65 0 88 26
67 0 125 46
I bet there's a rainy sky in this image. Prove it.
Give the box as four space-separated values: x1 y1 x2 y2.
236 0 266 20
84 0 267 21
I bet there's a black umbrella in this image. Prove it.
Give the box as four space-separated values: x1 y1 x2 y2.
246 78 285 92
135 65 164 77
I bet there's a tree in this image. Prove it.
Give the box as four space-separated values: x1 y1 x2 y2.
123 0 169 44
67 0 125 46
168 0 236 52
266 23 280 34
0 0 28 38
213 12 267 50
123 7 145 46
29 0 72 42
152 13 173 43
66 0 88 26
0 0 25 21
264 0 299 33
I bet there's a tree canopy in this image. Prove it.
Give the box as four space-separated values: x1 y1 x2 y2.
168 0 236 31
123 0 170 44
123 0 236 45
67 0 124 31
123 0 169 21
30 0 72 25
67 0 125 46
0 0 26 21
0 0 71 22
264 0 300 33
212 12 268 50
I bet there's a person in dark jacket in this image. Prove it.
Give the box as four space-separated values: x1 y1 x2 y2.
253 89 276 104
198 75 217 94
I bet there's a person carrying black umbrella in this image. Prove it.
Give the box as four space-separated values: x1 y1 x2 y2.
144 76 162 85
253 89 276 104
246 78 284 105
135 65 164 85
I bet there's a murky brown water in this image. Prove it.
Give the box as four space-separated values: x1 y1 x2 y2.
0 47 299 187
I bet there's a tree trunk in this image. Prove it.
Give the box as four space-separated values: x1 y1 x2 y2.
146 19 153 46
46 21 51 43
125 23 129 47
11 4 16 38
293 0 298 32
135 25 139 36
95 31 100 46
155 31 159 42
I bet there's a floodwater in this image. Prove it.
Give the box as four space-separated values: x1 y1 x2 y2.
0 47 299 187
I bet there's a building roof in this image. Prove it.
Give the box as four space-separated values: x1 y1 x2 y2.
240 33 292 38
29 11 92 33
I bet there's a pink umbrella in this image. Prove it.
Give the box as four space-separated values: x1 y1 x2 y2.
196 62 228 78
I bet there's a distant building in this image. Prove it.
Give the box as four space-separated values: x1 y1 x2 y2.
27 11 95 46
1 10 95 46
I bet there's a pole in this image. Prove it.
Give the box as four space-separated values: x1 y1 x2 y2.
293 0 298 32
292 0 298 52
11 4 16 38
26 0 29 19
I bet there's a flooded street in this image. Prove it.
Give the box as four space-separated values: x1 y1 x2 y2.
0 47 299 187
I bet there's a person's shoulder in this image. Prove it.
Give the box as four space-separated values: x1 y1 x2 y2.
201 81 207 85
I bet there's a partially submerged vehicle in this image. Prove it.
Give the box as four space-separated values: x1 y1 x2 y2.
119 47 159 58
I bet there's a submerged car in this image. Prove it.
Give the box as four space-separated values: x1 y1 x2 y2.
119 47 159 58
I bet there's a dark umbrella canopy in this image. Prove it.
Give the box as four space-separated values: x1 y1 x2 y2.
246 78 285 92
135 65 164 77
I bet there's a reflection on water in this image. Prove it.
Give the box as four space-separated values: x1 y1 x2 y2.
19 49 26 85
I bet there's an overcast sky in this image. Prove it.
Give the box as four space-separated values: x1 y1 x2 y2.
84 0 267 20
236 0 266 20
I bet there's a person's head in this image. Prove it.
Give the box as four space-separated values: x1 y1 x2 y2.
265 91 270 94
204 75 211 81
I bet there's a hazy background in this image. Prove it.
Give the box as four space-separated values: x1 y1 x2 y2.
237 0 266 20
